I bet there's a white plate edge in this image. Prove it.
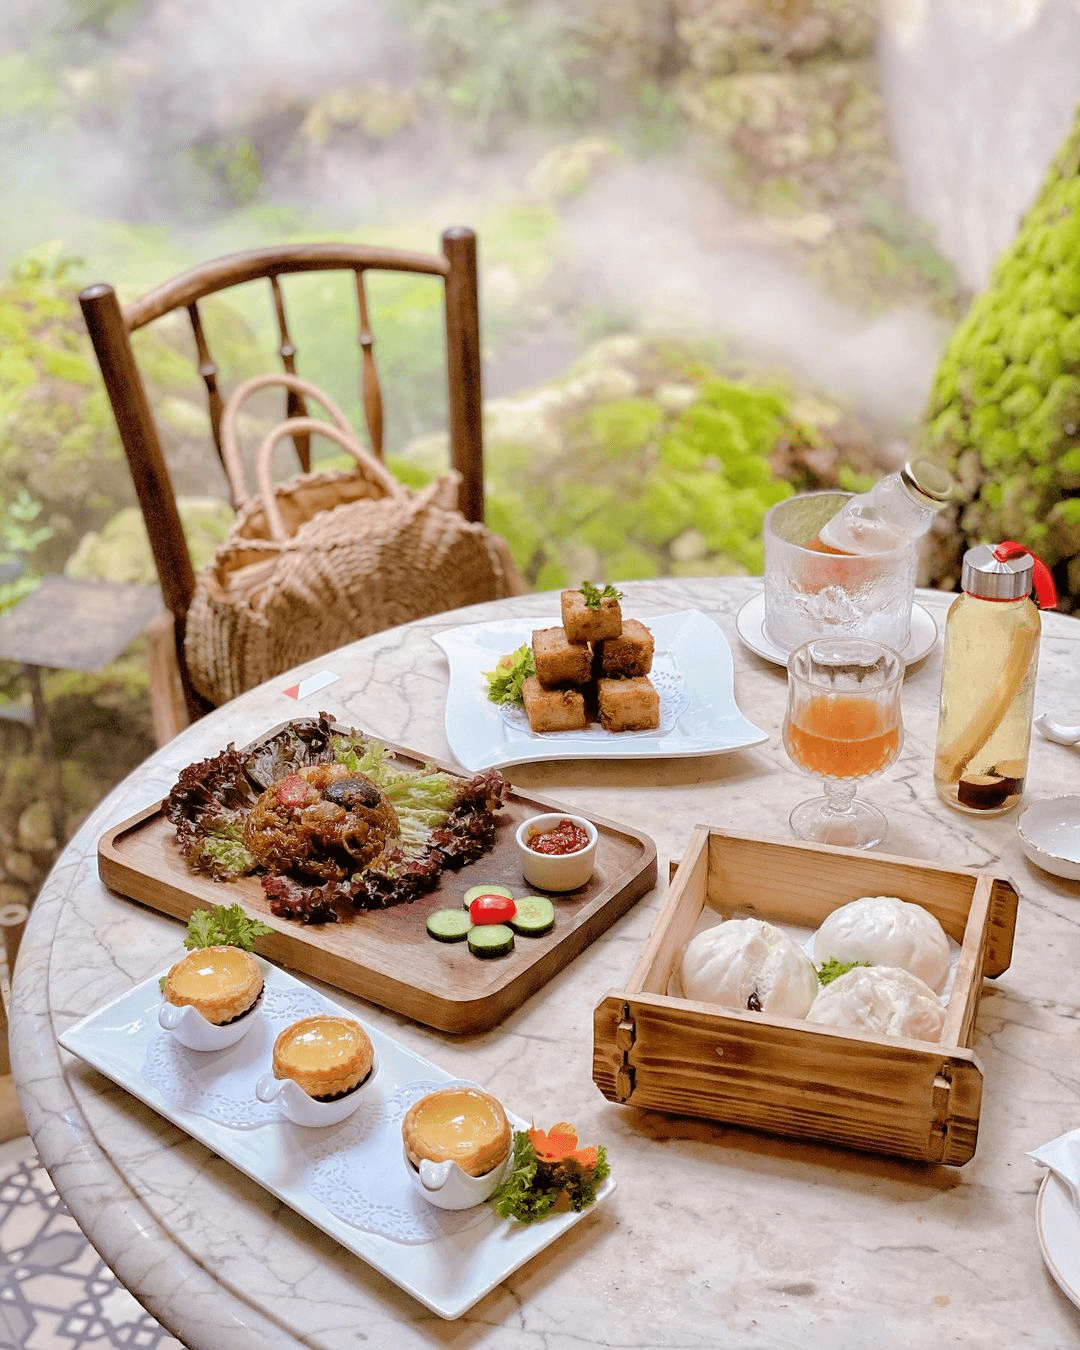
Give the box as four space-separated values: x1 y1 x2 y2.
1036 1170 1080 1310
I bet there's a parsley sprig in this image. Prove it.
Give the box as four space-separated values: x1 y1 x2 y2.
184 903 273 952
580 581 623 610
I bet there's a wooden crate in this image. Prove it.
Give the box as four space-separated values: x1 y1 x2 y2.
592 826 1019 1166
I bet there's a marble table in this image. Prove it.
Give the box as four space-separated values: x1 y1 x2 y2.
10 577 1080 1349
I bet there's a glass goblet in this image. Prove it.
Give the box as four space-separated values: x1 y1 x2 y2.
782 637 904 850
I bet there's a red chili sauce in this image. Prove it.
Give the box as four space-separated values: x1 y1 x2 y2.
527 818 589 855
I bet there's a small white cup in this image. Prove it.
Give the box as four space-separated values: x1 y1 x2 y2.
515 813 598 892
158 999 260 1052
403 1143 512 1210
255 1055 378 1127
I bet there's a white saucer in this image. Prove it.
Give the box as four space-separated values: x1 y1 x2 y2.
1017 796 1080 881
734 591 938 668
1036 1170 1080 1309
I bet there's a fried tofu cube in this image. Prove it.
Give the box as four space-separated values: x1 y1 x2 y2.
532 626 591 688
597 618 654 678
597 676 660 732
561 588 623 643
521 677 588 733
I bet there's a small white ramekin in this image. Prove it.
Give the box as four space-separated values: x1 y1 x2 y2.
514 813 598 893
255 1054 378 1127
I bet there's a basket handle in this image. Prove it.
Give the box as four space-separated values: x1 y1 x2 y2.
253 415 407 542
221 372 369 507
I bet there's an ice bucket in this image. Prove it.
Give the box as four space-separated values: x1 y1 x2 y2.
763 492 917 654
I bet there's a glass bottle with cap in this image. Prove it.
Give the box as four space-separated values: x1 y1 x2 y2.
933 542 1057 815
812 458 953 556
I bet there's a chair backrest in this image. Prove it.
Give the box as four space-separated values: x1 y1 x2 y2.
79 227 484 726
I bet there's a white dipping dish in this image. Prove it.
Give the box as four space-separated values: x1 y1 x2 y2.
403 1145 513 1211
158 998 261 1051
255 1055 378 1127
515 813 598 892
1018 796 1080 881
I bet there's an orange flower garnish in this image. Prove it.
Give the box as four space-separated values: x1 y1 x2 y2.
527 1122 599 1171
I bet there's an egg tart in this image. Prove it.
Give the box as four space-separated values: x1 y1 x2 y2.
402 1086 511 1177
271 1015 374 1100
163 946 263 1025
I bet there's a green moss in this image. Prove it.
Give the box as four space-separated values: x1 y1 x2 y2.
572 398 664 462
924 100 1080 601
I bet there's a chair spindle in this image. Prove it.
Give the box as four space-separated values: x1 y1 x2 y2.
187 301 230 490
269 273 311 472
353 269 384 459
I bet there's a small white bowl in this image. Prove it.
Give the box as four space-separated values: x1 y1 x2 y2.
515 813 598 893
255 1054 378 1127
402 1143 512 1210
158 998 261 1051
1017 796 1080 881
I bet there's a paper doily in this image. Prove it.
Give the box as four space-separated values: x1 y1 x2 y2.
142 991 501 1245
303 1079 493 1244
142 982 329 1129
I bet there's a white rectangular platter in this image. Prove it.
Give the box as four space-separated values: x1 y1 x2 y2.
58 962 614 1319
433 608 767 772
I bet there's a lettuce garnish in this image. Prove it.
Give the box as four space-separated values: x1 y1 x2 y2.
816 957 871 986
483 644 535 706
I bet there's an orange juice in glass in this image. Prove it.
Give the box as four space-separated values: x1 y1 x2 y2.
783 638 904 849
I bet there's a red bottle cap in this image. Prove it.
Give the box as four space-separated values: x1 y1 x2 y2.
992 541 1058 609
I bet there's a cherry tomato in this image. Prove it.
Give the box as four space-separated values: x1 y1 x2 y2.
469 894 517 925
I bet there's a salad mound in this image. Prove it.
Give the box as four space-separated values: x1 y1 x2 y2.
164 713 507 924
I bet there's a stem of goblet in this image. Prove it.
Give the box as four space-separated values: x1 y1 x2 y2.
822 778 858 815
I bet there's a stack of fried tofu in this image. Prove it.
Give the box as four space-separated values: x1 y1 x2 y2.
521 588 660 733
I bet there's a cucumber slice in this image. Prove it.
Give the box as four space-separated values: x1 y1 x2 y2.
462 882 514 911
426 908 473 942
508 895 556 937
467 923 515 958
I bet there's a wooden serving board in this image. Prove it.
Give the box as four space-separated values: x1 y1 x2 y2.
98 739 656 1034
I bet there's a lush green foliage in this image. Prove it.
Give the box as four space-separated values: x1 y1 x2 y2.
924 105 1080 594
395 0 599 140
0 248 128 584
485 363 797 588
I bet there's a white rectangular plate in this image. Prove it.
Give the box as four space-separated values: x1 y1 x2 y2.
433 608 767 773
58 964 614 1320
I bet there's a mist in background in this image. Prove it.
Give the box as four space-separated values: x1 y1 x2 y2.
3 0 1080 430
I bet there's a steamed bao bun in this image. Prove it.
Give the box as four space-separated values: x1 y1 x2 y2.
812 895 950 993
680 917 818 1019
807 966 945 1042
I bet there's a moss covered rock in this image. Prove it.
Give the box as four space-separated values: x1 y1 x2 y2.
404 334 847 587
924 105 1080 606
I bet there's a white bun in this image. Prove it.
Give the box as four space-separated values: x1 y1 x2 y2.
812 896 950 993
807 965 945 1041
679 918 818 1019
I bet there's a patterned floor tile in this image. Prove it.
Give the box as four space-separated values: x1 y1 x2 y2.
0 1144 185 1350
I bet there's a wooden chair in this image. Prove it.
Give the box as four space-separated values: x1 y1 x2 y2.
79 228 488 745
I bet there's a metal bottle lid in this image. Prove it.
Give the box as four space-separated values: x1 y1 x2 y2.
961 543 1034 600
900 458 953 509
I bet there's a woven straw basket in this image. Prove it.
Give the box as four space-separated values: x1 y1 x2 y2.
184 374 524 706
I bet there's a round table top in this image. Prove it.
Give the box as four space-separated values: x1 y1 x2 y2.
11 577 1080 1349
